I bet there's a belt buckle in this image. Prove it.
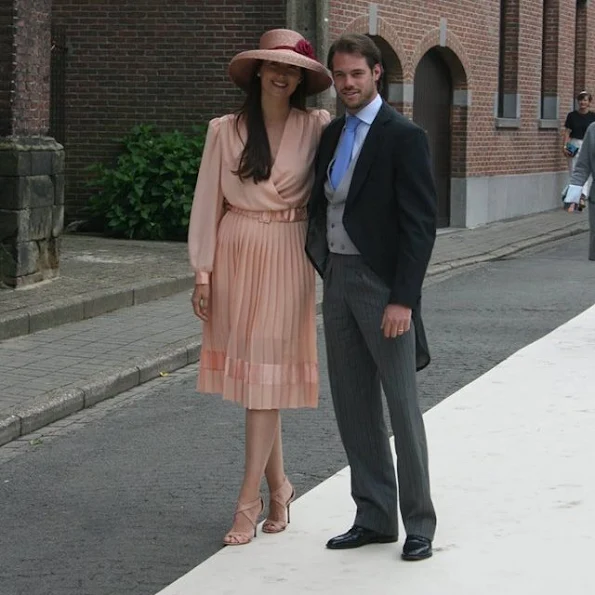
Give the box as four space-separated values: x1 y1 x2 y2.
259 211 272 224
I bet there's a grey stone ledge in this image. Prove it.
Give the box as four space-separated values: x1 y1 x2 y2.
0 414 21 447
82 288 134 319
0 312 29 340
83 367 140 408
0 136 64 152
137 347 190 384
495 118 521 129
538 119 560 130
133 274 193 305
28 300 85 333
17 387 85 436
0 276 195 341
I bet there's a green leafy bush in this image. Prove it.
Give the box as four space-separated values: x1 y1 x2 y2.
86 124 207 240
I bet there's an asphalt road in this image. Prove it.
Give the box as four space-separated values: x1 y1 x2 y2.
1 234 594 595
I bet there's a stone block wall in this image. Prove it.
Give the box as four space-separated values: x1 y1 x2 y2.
0 137 65 287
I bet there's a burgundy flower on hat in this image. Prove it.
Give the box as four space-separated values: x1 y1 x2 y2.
274 39 317 60
295 39 316 60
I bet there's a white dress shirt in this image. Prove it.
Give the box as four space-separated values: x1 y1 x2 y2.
348 93 383 160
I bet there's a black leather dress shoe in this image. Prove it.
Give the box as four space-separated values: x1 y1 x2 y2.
401 535 433 561
326 525 398 550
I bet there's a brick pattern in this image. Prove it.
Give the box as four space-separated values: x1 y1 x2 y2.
0 3 14 136
574 0 587 96
329 0 595 177
51 0 286 218
10 0 52 136
48 0 595 215
500 0 520 98
541 0 559 97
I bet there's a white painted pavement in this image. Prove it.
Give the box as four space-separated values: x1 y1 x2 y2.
156 305 595 595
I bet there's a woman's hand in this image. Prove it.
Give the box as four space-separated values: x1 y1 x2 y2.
191 284 210 322
563 145 572 158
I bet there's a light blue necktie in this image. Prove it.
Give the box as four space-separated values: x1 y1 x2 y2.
330 115 361 190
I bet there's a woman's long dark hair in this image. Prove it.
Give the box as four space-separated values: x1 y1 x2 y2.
233 68 307 183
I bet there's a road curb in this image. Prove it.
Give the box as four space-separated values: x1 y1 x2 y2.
0 339 202 447
0 274 195 341
0 222 588 447
427 222 589 276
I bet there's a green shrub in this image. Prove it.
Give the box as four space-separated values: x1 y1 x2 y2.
86 124 207 240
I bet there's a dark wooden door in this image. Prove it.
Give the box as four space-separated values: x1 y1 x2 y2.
413 49 452 228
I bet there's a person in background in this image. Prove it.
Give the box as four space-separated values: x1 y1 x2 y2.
188 29 332 546
564 122 595 260
563 91 595 212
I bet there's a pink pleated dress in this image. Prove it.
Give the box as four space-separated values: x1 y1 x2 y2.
188 108 330 409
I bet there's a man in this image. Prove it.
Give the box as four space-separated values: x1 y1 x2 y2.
562 91 595 211
306 33 437 561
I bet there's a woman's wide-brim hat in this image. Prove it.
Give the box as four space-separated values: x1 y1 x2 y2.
229 29 333 96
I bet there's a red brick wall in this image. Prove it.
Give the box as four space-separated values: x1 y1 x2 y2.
51 0 286 217
574 0 587 96
500 0 520 99
329 0 595 177
541 0 559 97
1 0 52 137
0 3 13 136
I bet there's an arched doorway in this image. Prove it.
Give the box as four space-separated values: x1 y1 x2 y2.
368 35 403 110
413 49 452 228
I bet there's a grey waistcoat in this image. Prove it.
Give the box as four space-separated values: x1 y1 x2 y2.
325 152 361 254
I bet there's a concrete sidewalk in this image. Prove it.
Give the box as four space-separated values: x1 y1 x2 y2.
0 235 194 341
155 303 595 595
0 209 589 446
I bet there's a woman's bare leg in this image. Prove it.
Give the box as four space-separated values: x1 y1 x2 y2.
227 409 280 536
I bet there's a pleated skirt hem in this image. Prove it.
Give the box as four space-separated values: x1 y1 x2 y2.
198 370 319 410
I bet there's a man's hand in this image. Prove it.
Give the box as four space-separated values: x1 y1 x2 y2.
191 284 210 322
563 145 572 158
381 304 412 339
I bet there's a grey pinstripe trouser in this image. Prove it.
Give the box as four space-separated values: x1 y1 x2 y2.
322 253 436 540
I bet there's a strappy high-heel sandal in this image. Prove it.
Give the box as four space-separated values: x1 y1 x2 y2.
262 477 295 534
223 497 264 546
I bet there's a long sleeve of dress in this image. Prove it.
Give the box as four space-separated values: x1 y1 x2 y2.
188 117 225 284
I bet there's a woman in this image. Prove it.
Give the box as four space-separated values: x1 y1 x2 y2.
564 122 595 260
563 91 595 212
187 29 332 546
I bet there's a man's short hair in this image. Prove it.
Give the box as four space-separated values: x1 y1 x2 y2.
327 33 382 72
577 90 592 102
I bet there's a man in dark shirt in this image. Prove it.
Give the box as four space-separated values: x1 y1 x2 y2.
563 91 595 211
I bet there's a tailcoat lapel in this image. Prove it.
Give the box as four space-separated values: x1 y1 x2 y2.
345 102 393 208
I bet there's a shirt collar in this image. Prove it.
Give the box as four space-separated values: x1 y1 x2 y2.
351 93 383 126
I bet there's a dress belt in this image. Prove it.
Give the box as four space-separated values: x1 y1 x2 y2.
226 204 307 223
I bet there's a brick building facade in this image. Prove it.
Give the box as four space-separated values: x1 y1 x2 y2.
50 0 595 228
